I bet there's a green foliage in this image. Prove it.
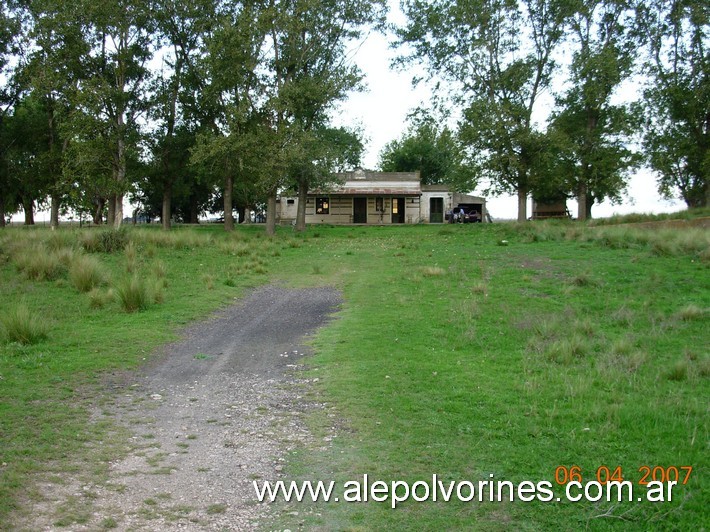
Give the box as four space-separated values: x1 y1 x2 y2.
396 0 569 220
378 111 475 191
642 0 709 208
545 0 640 219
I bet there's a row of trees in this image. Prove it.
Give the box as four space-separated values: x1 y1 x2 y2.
0 1 706 228
0 0 384 231
385 0 708 220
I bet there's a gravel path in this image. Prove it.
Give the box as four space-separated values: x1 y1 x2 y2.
20 285 341 531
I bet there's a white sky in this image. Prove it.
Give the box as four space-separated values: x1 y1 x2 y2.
335 0 686 220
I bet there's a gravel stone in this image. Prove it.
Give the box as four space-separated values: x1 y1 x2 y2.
16 285 341 531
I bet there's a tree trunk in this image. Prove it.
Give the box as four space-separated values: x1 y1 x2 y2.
295 179 308 232
50 194 60 230
0 199 6 228
224 174 234 231
266 190 277 236
577 182 588 221
114 193 124 228
23 198 35 225
93 197 105 225
517 187 528 222
585 192 593 220
189 194 199 224
236 205 246 225
162 182 172 230
107 193 116 227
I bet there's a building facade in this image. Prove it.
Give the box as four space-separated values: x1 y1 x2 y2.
276 169 487 225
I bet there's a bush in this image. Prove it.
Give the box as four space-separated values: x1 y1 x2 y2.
69 254 104 293
0 304 49 345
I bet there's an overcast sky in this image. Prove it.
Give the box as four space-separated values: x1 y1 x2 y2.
336 0 686 219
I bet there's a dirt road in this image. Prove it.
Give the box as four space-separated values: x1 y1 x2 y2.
20 285 341 531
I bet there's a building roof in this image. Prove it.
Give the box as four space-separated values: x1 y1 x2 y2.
312 170 422 196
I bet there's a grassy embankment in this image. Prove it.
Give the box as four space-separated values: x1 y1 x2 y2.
1 213 708 529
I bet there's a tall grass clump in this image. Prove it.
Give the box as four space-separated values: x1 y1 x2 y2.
421 266 446 277
87 288 114 309
124 241 138 273
675 304 706 321
81 228 128 253
14 244 65 281
0 304 49 345
69 254 104 292
116 275 151 313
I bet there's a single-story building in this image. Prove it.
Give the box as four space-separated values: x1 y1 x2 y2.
276 169 487 225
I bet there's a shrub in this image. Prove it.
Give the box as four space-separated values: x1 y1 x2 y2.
69 254 104 292
116 276 150 313
0 304 49 345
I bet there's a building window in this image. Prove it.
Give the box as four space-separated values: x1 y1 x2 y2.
392 200 399 214
287 199 295 205
375 197 384 212
316 197 329 214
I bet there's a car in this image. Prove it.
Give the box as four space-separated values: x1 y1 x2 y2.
445 206 481 223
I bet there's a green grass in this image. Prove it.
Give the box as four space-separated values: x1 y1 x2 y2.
270 223 709 530
0 221 708 530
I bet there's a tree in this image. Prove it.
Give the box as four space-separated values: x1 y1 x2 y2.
191 0 271 232
15 0 91 228
2 94 54 225
0 2 22 227
151 0 216 229
70 0 155 228
642 0 709 208
396 0 570 221
378 110 476 191
264 0 386 233
546 0 639 220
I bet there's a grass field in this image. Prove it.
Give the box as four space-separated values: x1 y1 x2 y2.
0 217 708 530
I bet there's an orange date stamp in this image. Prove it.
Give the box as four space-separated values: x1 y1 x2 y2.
554 465 693 486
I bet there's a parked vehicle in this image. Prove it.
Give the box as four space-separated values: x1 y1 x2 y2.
445 206 481 223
